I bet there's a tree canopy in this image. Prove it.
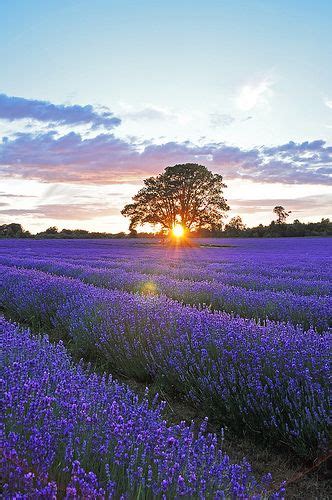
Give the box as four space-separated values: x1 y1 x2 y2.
0 223 30 238
273 206 291 224
121 163 230 233
224 216 246 235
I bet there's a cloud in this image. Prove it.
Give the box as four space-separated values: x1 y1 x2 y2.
0 203 119 220
325 100 332 109
263 139 330 156
0 192 36 198
121 105 178 122
0 131 331 186
0 131 147 183
0 94 121 129
236 77 274 111
231 194 332 214
209 113 235 128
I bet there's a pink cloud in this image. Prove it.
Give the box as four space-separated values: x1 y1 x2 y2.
0 131 330 186
0 202 119 220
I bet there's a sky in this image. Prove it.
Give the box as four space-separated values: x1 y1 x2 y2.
0 0 331 233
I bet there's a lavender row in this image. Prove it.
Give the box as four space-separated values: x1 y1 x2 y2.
0 264 329 458
2 256 330 331
2 318 281 498
15 251 327 296
57 255 332 296
61 251 332 279
2 245 330 284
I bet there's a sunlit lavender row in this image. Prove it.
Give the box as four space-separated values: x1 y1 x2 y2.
2 253 331 297
55 256 332 296
1 254 330 331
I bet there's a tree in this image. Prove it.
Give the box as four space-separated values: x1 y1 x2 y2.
121 163 229 234
45 226 58 234
225 215 246 233
0 223 25 238
273 206 291 224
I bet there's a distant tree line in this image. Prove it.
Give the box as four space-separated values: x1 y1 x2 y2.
202 217 332 238
1 216 331 239
0 224 126 239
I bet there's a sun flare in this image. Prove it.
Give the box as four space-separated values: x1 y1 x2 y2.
172 224 185 238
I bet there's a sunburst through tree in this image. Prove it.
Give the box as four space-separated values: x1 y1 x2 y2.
121 163 230 238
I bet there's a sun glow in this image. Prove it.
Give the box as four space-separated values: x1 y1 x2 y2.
172 224 185 238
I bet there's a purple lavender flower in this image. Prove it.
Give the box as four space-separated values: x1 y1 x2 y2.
1 318 281 498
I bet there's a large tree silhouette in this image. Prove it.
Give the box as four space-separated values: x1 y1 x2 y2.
122 163 229 233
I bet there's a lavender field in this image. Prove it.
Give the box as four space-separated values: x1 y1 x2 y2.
1 237 331 498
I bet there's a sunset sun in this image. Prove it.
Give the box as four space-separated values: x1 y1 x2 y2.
172 224 185 238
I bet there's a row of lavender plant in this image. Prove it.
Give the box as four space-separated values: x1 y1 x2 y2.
3 247 330 284
0 264 329 458
1 256 330 331
62 251 331 277
60 256 331 296
3 253 331 300
2 317 282 498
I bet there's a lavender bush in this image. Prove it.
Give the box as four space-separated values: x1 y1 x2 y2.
2 318 281 498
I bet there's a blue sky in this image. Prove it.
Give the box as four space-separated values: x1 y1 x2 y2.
0 0 331 232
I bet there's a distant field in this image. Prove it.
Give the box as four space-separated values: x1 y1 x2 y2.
1 238 331 498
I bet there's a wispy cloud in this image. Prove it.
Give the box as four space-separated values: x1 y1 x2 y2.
231 194 332 215
0 94 121 129
325 99 332 109
236 77 274 111
209 113 235 128
0 191 36 198
0 202 119 220
120 104 179 122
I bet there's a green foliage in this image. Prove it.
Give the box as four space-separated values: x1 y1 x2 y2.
45 226 59 234
224 216 246 235
35 228 127 239
0 223 30 238
232 218 332 238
